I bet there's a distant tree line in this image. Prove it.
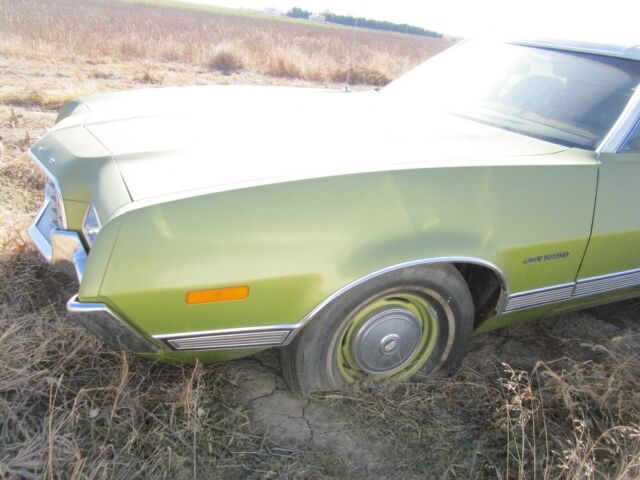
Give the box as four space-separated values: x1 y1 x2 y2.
286 7 311 19
285 7 442 38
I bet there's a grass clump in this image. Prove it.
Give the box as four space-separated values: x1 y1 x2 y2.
208 48 244 75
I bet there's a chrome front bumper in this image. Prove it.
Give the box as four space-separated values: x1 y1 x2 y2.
28 199 88 280
28 203 159 353
67 295 158 353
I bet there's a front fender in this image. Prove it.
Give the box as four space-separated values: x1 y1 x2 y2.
90 152 595 339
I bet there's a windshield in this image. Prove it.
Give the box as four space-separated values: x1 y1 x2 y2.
385 41 640 150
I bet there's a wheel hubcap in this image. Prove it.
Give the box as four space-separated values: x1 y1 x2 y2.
337 290 442 382
351 307 422 374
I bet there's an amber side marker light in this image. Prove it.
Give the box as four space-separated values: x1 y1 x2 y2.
186 286 249 305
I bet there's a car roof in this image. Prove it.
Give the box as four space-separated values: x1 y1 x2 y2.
509 38 640 61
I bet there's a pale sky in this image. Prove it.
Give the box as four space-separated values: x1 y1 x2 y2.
179 0 639 44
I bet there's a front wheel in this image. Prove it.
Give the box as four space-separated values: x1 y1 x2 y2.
281 265 475 394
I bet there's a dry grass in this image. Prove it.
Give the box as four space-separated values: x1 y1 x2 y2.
1 0 640 478
0 90 88 111
0 0 450 87
321 329 640 479
497 347 640 479
0 250 337 478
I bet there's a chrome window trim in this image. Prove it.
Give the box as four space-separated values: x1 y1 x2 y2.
28 149 67 229
617 117 640 153
597 83 640 154
511 40 640 62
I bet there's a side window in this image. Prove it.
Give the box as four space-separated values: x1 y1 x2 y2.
622 119 640 152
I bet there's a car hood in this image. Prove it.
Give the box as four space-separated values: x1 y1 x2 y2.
61 85 568 201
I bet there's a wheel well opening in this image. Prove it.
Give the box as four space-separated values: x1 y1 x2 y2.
453 263 505 327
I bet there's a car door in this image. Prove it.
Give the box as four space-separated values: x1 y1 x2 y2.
568 116 640 307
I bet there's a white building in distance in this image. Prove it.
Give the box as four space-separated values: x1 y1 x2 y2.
263 7 283 16
309 13 326 22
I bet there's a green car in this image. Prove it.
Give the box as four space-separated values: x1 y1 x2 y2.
28 39 640 393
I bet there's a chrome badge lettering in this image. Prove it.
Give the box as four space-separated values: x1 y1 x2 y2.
524 251 570 264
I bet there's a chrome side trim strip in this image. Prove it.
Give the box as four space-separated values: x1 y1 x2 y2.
153 324 298 340
503 267 640 312
154 324 296 350
574 268 640 297
503 283 575 312
163 330 291 351
67 295 159 353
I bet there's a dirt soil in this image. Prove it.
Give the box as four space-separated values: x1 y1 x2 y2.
240 302 640 474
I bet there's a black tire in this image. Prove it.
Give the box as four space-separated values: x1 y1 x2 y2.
281 264 474 395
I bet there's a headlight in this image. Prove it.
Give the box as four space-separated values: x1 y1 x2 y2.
44 180 64 230
83 203 101 247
